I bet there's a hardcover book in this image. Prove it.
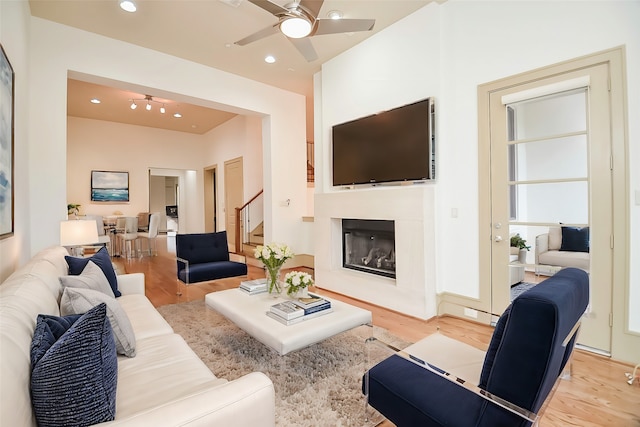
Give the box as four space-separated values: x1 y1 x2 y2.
270 301 304 320
239 278 267 295
292 293 328 309
266 308 334 325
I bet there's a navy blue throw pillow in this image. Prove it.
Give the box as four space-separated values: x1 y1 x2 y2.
30 303 118 427
66 246 121 297
30 312 83 367
560 226 589 253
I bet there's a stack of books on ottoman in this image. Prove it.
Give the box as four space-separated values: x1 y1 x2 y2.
239 278 267 295
267 294 333 325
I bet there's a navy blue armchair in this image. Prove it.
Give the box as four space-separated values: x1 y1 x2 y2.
363 268 589 427
176 231 247 285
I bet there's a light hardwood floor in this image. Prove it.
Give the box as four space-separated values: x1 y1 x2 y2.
115 236 640 427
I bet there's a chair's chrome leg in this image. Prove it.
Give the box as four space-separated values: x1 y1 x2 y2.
560 361 572 380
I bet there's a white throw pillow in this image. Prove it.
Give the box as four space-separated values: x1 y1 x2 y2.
60 287 137 357
548 226 562 251
59 261 115 298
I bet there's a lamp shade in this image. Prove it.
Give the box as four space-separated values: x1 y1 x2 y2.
60 220 99 247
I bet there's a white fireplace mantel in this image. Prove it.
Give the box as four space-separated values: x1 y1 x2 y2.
314 186 437 319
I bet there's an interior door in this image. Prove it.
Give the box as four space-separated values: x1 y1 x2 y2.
224 157 244 252
203 166 217 233
489 64 613 354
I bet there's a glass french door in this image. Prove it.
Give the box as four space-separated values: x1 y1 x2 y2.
489 64 613 354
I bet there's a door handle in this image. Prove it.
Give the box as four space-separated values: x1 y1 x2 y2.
494 235 503 242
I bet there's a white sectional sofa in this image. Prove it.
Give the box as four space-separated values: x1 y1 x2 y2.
0 246 275 427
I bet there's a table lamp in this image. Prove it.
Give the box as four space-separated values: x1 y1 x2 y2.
60 220 99 257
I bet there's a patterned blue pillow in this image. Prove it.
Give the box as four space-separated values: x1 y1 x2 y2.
30 312 83 367
66 246 121 297
30 303 118 427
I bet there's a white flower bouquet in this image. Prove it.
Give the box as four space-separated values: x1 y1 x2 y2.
284 271 314 297
254 243 294 294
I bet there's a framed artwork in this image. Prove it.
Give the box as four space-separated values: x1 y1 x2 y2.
0 44 14 239
91 170 130 202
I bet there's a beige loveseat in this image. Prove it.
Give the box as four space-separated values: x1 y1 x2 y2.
0 246 275 427
535 226 590 273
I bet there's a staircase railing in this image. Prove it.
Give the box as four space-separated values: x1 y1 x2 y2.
235 189 263 253
307 140 314 182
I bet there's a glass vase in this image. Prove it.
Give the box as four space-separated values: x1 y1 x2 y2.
266 265 282 297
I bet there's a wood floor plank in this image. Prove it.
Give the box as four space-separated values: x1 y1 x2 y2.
116 235 640 427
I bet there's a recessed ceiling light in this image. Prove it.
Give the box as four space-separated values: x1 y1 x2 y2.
90 98 101 104
264 55 276 64
173 112 182 118
119 0 136 13
327 10 343 20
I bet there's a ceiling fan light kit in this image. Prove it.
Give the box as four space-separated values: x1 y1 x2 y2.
236 0 376 62
280 16 312 38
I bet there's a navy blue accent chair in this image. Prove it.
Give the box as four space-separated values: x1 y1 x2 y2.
363 267 589 427
176 231 247 284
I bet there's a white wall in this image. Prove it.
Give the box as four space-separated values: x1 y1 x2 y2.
314 5 442 317
68 112 275 238
27 17 308 258
67 117 204 224
316 1 640 334
0 0 31 281
202 115 264 235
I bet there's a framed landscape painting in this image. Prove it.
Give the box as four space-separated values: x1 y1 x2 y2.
0 44 14 239
91 170 129 202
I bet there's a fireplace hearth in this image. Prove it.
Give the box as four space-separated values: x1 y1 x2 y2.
342 219 396 279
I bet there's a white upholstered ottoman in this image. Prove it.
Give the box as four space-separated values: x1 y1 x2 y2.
205 289 372 355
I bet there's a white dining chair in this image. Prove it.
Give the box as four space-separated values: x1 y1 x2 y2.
117 217 138 259
136 212 160 256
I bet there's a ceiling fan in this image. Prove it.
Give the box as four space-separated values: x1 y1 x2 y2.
235 0 375 62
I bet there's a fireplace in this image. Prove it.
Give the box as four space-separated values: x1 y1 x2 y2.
342 219 396 279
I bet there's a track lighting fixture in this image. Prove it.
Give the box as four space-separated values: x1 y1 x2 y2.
128 95 177 117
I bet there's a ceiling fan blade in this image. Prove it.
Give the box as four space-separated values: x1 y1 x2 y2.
298 0 324 19
247 0 289 17
235 23 280 46
314 18 375 36
289 37 318 62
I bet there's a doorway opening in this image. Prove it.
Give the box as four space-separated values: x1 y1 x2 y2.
204 165 217 233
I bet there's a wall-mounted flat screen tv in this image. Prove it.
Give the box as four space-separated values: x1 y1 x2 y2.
332 98 435 186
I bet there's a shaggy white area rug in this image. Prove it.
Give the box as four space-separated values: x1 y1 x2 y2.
157 299 409 427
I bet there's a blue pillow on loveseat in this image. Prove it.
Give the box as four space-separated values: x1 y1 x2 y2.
30 303 118 427
66 246 121 297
